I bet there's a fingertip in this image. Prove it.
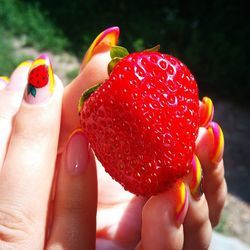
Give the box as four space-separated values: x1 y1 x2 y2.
0 76 9 90
195 127 214 167
81 26 120 70
141 182 187 249
196 122 224 169
47 129 97 249
183 187 213 250
8 61 32 92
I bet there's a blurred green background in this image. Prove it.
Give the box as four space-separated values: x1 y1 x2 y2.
1 0 250 241
0 0 249 103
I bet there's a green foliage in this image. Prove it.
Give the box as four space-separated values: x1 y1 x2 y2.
0 28 15 75
0 0 68 52
66 68 79 82
0 28 31 75
0 0 249 101
32 0 249 102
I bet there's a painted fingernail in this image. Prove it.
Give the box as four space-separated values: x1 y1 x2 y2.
25 54 54 104
81 26 120 70
65 128 90 175
0 76 9 90
189 154 204 199
207 122 224 164
199 97 214 127
6 61 32 91
175 181 188 226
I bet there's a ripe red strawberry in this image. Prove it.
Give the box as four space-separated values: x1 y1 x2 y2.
28 65 48 97
79 46 199 196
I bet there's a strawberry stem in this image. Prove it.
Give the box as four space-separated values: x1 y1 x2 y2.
144 44 160 52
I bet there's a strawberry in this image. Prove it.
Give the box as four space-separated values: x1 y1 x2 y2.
79 46 199 196
28 65 48 97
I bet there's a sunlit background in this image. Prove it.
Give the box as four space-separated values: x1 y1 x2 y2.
0 0 249 245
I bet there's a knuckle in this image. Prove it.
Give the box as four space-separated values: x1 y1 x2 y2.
0 204 34 243
211 215 220 228
59 199 85 214
210 180 227 227
193 196 210 228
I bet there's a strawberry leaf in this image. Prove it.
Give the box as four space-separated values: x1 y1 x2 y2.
108 57 120 75
110 46 129 59
108 46 130 75
78 83 102 113
27 84 36 97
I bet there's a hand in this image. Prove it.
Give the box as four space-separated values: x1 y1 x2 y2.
0 56 96 250
56 27 227 249
0 27 227 250
0 57 63 249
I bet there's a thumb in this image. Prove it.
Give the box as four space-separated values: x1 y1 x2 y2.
58 27 120 153
46 129 97 250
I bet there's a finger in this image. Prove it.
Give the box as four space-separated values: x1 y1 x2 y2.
184 157 212 250
0 62 32 168
195 123 227 227
136 181 188 250
183 191 212 250
46 129 97 250
58 27 120 152
0 55 63 249
96 195 146 249
0 76 9 90
198 97 214 128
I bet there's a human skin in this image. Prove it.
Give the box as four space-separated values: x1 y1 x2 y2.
0 29 226 250
54 29 226 249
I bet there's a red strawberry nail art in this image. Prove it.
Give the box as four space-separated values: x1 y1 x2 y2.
27 65 49 97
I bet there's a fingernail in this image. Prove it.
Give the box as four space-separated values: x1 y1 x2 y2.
207 122 224 164
25 54 54 104
0 76 9 90
199 97 214 127
189 154 204 199
65 128 90 175
81 26 120 70
6 61 32 91
175 181 188 226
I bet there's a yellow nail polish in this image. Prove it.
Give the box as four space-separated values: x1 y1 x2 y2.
175 181 188 226
0 76 10 83
81 26 120 69
189 155 204 199
17 60 33 69
207 122 224 164
199 96 214 127
0 76 9 90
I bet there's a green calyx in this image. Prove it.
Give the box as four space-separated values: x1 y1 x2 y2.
107 44 160 75
78 83 101 113
108 46 129 74
78 46 129 113
78 44 161 113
